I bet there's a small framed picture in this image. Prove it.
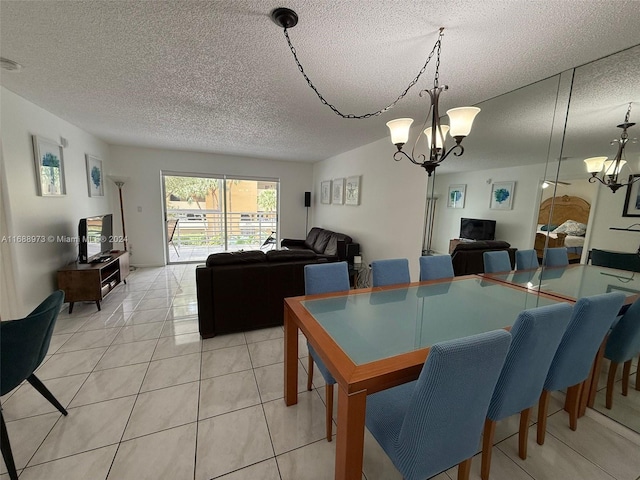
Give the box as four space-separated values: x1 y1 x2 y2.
490 181 515 210
32 135 66 196
447 184 466 208
321 180 332 204
345 175 361 206
332 178 345 205
622 174 640 217
85 155 104 197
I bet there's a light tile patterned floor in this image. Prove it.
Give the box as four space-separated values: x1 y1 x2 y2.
2 264 640 480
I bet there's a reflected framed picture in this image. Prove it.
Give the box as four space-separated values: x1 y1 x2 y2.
321 180 332 204
622 174 640 217
490 181 515 210
32 135 66 196
447 184 466 208
332 178 345 205
85 155 104 197
345 175 361 206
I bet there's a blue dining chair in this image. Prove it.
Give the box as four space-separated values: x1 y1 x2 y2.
1 291 67 480
516 249 539 270
419 255 454 281
304 261 350 441
483 251 512 273
603 298 640 409
543 247 569 267
481 303 573 480
365 329 511 480
537 292 625 444
371 258 410 287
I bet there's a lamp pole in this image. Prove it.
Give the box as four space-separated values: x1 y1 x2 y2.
113 180 127 252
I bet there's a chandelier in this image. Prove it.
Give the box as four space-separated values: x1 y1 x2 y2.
584 103 637 193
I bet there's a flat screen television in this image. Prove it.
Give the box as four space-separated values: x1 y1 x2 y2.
78 214 113 263
460 218 496 241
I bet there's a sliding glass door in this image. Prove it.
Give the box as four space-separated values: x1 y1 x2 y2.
163 173 278 263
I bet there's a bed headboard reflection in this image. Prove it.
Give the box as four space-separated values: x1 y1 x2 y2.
537 195 591 226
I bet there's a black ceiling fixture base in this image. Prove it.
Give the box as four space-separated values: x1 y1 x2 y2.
271 8 298 29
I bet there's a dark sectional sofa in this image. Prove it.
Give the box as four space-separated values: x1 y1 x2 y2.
450 240 516 276
281 227 356 261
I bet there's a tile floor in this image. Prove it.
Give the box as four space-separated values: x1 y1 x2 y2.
2 264 640 480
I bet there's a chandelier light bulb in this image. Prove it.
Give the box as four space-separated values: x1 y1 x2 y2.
604 159 627 176
386 118 414 146
424 125 450 149
583 157 607 173
447 107 481 137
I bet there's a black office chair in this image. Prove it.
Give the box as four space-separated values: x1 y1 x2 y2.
590 248 640 272
1 290 67 480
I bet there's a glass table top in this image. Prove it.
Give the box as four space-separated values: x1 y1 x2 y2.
301 277 560 365
486 265 640 301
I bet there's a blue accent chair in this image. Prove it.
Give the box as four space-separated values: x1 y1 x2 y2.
483 251 512 273
304 261 350 441
516 249 539 271
543 247 569 267
1 291 67 480
365 330 512 480
537 292 626 444
481 303 573 480
603 298 640 409
419 255 454 281
371 258 410 287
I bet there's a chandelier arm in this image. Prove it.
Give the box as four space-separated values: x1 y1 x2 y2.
393 150 425 166
439 143 465 163
281 27 444 119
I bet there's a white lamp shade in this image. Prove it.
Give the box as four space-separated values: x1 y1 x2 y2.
424 125 449 149
583 157 607 173
604 159 626 175
446 107 481 137
386 118 414 145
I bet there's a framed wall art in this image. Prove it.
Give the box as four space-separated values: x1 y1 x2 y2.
345 175 361 206
332 178 345 205
490 181 515 210
85 154 104 197
622 175 640 217
32 135 66 196
447 184 466 208
321 180 332 204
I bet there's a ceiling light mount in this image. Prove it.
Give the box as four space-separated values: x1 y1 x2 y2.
270 7 298 29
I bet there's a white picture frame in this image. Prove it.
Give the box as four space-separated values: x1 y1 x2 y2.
85 154 104 197
32 135 66 196
321 180 332 204
447 184 466 208
490 181 515 210
332 178 345 205
345 175 361 206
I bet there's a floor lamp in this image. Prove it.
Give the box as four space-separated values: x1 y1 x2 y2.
108 175 129 252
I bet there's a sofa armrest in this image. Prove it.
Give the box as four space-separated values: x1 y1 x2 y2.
281 238 306 248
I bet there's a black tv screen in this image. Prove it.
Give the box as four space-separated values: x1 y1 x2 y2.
460 218 496 241
78 214 113 263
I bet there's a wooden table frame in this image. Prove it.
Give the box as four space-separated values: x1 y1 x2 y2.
283 276 559 480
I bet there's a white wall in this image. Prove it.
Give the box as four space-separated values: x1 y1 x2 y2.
0 87 112 317
109 146 313 267
588 182 640 253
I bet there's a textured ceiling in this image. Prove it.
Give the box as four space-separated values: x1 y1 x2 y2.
1 1 640 165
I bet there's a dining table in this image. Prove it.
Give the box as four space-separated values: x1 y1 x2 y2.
283 275 565 480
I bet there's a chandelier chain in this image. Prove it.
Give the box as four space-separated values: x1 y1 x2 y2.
282 28 444 119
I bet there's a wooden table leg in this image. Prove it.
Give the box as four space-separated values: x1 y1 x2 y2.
284 306 299 406
335 385 367 480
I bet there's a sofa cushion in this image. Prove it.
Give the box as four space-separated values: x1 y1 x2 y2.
266 249 317 262
311 229 333 254
304 227 323 250
454 240 511 252
206 250 266 267
324 232 353 256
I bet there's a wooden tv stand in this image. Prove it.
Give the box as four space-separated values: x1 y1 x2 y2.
57 251 130 313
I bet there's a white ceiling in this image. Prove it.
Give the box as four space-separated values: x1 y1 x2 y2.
2 1 640 164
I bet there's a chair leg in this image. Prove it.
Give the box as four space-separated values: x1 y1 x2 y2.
458 458 472 480
636 354 640 391
0 411 18 480
606 362 618 409
27 374 68 415
537 390 550 445
481 418 496 480
307 356 314 391
325 383 334 442
587 339 606 409
567 383 582 431
519 407 531 460
622 360 631 396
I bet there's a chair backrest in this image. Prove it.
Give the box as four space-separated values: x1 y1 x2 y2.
167 219 179 243
371 258 410 287
419 255 454 281
543 247 569 267
591 248 640 272
395 329 511 479
544 292 625 392
516 249 539 270
483 251 512 273
487 303 573 421
304 261 350 295
605 297 640 363
0 290 65 395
